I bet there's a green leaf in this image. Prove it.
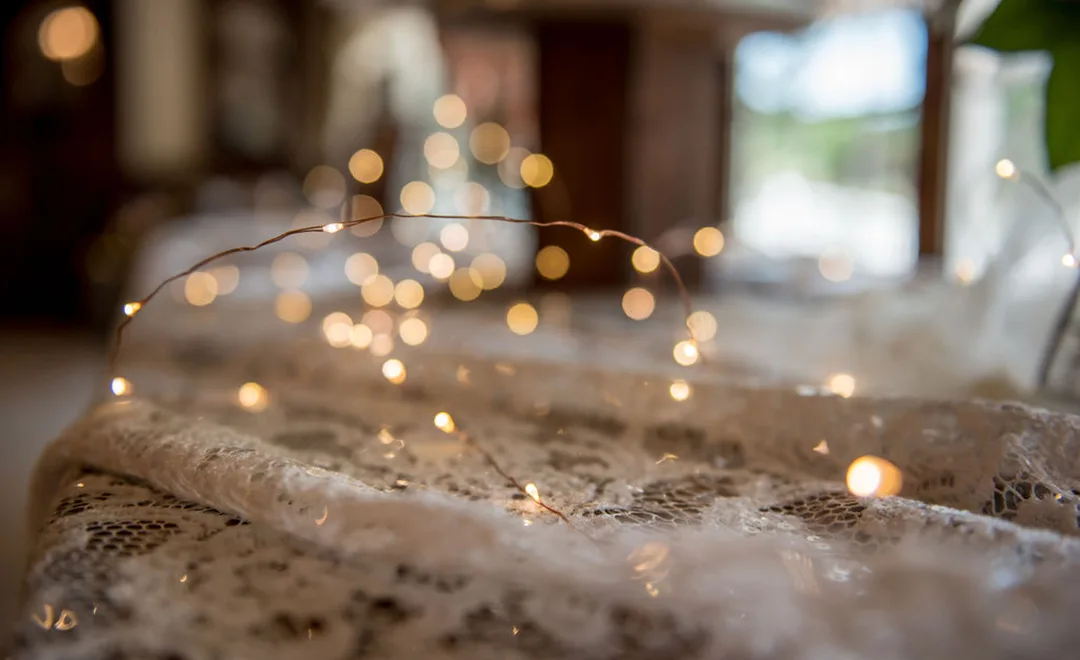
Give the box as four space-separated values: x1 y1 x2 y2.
1046 42 1080 172
969 0 1080 53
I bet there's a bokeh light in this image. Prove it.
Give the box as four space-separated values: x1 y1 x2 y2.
632 246 661 274
411 242 441 274
535 246 570 280
424 132 460 169
433 94 467 128
399 317 429 346
274 290 311 323
184 272 218 306
362 274 395 307
507 303 539 335
349 195 384 237
454 182 491 216
238 382 269 411
498 147 530 189
400 181 435 215
471 253 506 290
382 359 407 384
348 149 384 184
846 455 903 497
440 223 469 252
520 154 554 188
669 380 692 401
394 279 424 309
470 123 511 165
362 310 393 335
39 7 98 61
370 334 394 357
995 158 1018 180
351 324 373 349
673 340 699 366
826 373 856 398
110 377 131 396
621 288 655 320
692 227 724 257
345 252 379 286
429 253 455 280
434 412 456 433
686 310 718 342
210 265 239 295
449 268 482 302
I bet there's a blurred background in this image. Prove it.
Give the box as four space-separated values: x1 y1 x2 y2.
0 0 1070 629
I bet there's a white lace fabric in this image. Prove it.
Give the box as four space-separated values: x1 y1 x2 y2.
14 336 1080 659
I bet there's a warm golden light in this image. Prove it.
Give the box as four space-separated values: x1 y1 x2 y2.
673 340 699 366
507 303 539 335
434 412 456 433
345 252 378 286
399 317 429 346
826 373 856 398
433 94 467 128
382 359 406 384
449 268 482 301
362 310 393 335
274 290 311 323
525 483 540 503
369 334 394 357
210 266 239 295
621 287 655 321
686 310 717 342
411 242 441 274
632 246 661 274
400 181 435 215
428 253 455 280
669 380 692 401
348 149 384 184
351 324 373 349
819 254 854 283
350 195 384 237
469 123 511 165
237 382 268 411
1064 253 1078 268
324 320 354 348
122 302 141 316
995 158 1018 180
394 279 424 309
692 227 724 257
813 440 830 455
184 272 218 306
302 165 346 209
520 154 554 188
498 147 530 189
110 377 130 396
846 455 903 497
471 253 506 290
424 132 460 169
362 274 395 307
322 312 353 335
440 223 469 252
323 222 344 234
39 7 98 61
586 229 602 242
535 245 570 280
454 182 491 216
271 252 309 288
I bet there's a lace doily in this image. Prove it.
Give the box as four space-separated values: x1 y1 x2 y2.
12 331 1080 659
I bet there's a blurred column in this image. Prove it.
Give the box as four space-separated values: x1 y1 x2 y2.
917 2 958 258
115 0 206 182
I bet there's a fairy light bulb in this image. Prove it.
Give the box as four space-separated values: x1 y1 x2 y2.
122 302 141 317
525 483 541 503
846 455 903 497
322 222 344 234
382 359 406 384
826 373 856 398
110 377 131 396
673 340 699 366
585 229 601 242
434 412 455 433
995 158 1018 180
669 380 691 401
237 382 268 411
1063 253 1077 268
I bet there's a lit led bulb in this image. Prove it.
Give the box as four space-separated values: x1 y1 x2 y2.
1063 253 1077 268
585 229 601 242
434 412 456 433
846 455 903 497
673 340 699 366
524 483 540 503
110 377 131 396
322 222 344 233
382 359 406 384
122 302 141 316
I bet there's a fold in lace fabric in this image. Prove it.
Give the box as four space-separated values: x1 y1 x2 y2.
14 340 1080 659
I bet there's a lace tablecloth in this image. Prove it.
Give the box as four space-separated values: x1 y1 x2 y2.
10 299 1080 660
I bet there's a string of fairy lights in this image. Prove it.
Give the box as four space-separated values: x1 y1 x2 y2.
111 98 1075 530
